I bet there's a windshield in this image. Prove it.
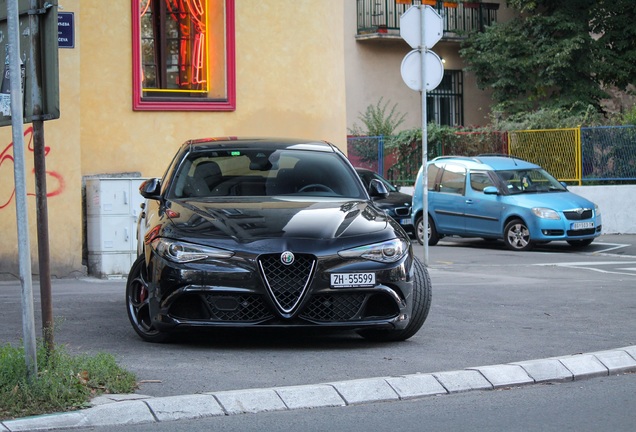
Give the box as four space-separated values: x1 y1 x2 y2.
495 169 567 194
168 148 367 199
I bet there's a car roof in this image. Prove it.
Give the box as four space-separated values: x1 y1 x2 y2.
183 137 337 153
430 155 540 171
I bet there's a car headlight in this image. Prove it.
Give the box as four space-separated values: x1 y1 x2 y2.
594 203 601 217
338 238 409 263
151 238 234 263
532 207 561 220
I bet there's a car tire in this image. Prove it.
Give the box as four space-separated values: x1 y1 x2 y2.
126 255 170 343
427 216 440 246
567 239 594 248
503 218 534 251
415 216 425 245
358 258 432 342
416 215 439 246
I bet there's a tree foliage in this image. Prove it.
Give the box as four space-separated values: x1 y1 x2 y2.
492 103 607 130
460 0 636 118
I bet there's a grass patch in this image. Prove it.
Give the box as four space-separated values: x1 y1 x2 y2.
0 341 137 420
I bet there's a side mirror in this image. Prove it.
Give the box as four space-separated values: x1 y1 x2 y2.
483 186 499 195
368 178 389 199
139 178 162 200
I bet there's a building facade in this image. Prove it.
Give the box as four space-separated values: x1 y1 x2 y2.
0 0 348 278
1 0 520 279
345 0 516 131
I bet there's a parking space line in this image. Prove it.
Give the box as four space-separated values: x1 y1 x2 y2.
535 261 636 277
591 242 631 254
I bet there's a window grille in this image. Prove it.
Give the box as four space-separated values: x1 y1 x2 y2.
427 70 463 126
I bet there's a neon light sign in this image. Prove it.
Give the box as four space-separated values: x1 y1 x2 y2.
140 0 208 93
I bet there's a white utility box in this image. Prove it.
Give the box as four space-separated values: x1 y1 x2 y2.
86 177 146 278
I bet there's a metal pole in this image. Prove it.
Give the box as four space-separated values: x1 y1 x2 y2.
29 0 54 352
420 5 429 267
33 121 54 349
378 135 384 176
7 0 38 379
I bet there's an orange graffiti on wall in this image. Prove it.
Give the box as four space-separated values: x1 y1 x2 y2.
0 126 65 209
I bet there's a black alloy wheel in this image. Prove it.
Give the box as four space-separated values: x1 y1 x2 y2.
126 255 169 343
357 258 432 342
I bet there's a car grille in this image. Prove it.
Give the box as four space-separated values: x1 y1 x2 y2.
204 294 273 322
563 209 593 220
299 293 366 321
258 253 316 314
566 228 597 236
393 206 411 217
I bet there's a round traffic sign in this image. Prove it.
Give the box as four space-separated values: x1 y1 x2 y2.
400 49 444 92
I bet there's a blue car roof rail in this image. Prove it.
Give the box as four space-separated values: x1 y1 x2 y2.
476 154 526 160
431 156 481 163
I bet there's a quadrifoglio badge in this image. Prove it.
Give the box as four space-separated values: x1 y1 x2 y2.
280 251 295 265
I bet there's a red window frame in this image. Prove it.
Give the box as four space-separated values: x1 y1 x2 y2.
131 0 236 111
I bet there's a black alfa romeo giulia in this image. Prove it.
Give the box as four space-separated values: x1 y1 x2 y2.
126 137 432 342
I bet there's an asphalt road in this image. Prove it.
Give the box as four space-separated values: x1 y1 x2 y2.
1 234 635 400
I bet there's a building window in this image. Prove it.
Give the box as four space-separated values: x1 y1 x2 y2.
132 0 235 111
427 70 463 126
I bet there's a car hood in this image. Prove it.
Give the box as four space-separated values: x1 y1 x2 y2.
374 191 412 209
162 197 390 242
508 191 596 210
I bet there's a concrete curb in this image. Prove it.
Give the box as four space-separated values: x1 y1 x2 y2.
2 345 635 431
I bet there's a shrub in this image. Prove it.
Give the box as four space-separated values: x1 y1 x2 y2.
490 104 608 130
349 97 406 137
0 341 136 420
621 104 636 126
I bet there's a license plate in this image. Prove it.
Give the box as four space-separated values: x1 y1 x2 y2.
571 222 594 230
330 273 375 288
400 218 412 225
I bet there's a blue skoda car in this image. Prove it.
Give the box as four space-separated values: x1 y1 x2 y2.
411 155 602 251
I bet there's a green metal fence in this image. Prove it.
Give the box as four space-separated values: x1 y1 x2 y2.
347 125 636 186
581 126 636 182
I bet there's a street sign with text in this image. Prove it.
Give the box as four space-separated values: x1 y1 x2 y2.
0 0 60 127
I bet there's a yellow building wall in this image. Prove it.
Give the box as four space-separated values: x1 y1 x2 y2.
0 0 347 279
0 0 83 279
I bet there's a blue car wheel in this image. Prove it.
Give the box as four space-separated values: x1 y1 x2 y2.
503 218 533 251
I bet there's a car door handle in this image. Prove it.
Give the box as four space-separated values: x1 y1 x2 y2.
465 199 474 204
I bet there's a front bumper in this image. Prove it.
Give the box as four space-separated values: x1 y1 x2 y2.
530 215 602 241
147 251 415 333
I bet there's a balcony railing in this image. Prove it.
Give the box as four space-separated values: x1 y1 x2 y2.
356 0 499 40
